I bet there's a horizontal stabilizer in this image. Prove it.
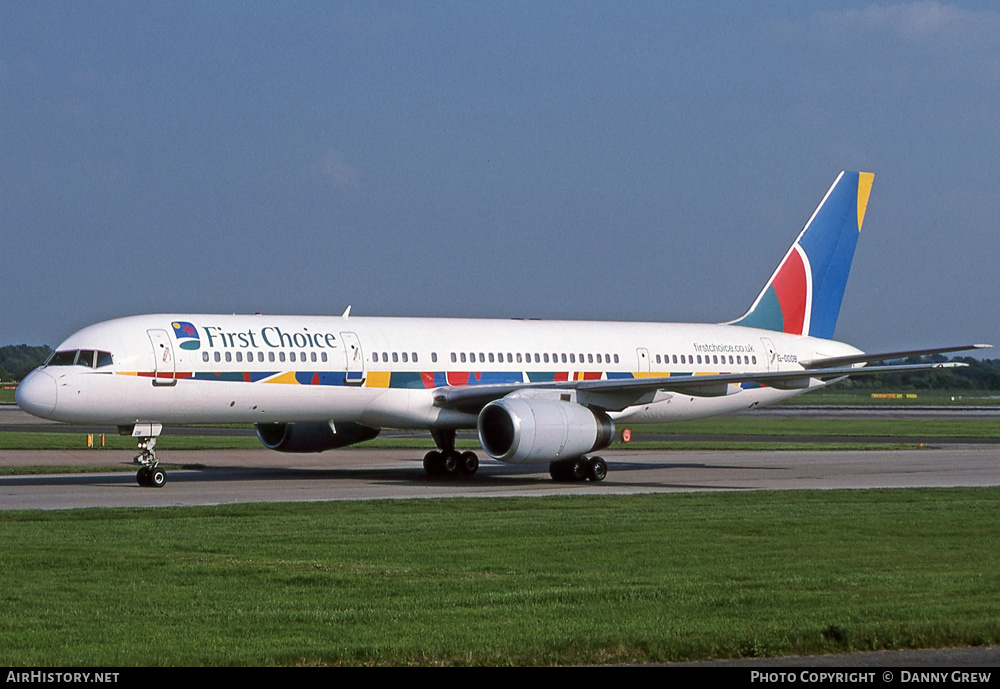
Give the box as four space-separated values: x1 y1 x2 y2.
801 344 992 369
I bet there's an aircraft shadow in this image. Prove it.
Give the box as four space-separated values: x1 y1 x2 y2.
0 457 783 493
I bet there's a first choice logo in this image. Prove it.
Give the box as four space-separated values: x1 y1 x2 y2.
199 325 338 351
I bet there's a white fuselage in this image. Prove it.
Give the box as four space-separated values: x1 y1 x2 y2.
17 313 862 430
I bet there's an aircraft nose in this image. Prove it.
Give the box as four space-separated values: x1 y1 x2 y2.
15 370 58 418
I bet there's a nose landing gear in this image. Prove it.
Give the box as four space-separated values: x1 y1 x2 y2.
126 423 167 488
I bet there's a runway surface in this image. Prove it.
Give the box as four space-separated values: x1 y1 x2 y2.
1 444 997 510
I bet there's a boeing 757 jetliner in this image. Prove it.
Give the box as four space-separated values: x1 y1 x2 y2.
16 172 987 486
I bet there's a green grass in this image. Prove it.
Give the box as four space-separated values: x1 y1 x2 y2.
0 431 261 451
625 417 1000 439
0 488 997 666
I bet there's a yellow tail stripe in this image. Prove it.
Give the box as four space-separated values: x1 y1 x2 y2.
857 172 874 230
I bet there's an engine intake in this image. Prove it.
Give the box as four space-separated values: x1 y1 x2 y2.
255 421 380 453
477 397 614 464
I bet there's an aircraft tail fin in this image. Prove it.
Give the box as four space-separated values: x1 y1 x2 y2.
729 171 874 339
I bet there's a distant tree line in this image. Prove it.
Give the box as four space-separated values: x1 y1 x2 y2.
0 344 999 391
0 345 53 381
839 356 1000 391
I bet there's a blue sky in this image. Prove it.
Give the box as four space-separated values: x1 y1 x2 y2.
3 1 998 354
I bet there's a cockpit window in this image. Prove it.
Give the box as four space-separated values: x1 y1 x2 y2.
48 351 77 366
46 349 114 368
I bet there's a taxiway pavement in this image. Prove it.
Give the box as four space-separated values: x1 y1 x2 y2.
1 444 997 510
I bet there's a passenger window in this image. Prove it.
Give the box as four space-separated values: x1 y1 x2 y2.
279 352 286 363
414 353 419 363
392 352 398 363
322 352 328 363
236 352 243 363
402 352 408 363
226 352 233 363
269 352 275 363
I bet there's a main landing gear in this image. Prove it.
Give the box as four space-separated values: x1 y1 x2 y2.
549 456 607 483
133 435 167 488
423 429 480 477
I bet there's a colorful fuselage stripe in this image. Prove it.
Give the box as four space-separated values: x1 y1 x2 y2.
125 369 762 390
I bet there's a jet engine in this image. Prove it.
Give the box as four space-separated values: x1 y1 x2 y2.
255 421 380 453
477 397 615 464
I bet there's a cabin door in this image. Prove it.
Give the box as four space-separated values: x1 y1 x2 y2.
340 332 366 385
147 329 177 386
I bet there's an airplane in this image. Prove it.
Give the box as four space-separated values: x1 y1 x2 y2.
15 171 988 487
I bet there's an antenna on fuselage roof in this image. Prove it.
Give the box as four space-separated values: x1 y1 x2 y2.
341 305 351 319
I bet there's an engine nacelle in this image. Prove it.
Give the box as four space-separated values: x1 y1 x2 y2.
255 421 380 453
477 397 615 464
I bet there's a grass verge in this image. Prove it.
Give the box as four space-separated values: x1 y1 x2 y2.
1 488 997 666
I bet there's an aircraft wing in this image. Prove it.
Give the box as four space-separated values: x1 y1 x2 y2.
432 358 977 414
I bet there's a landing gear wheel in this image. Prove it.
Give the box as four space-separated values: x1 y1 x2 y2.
460 451 479 475
549 459 576 482
136 465 167 488
423 450 443 475
439 451 459 476
570 459 589 482
549 456 608 482
587 456 607 482
149 466 167 488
